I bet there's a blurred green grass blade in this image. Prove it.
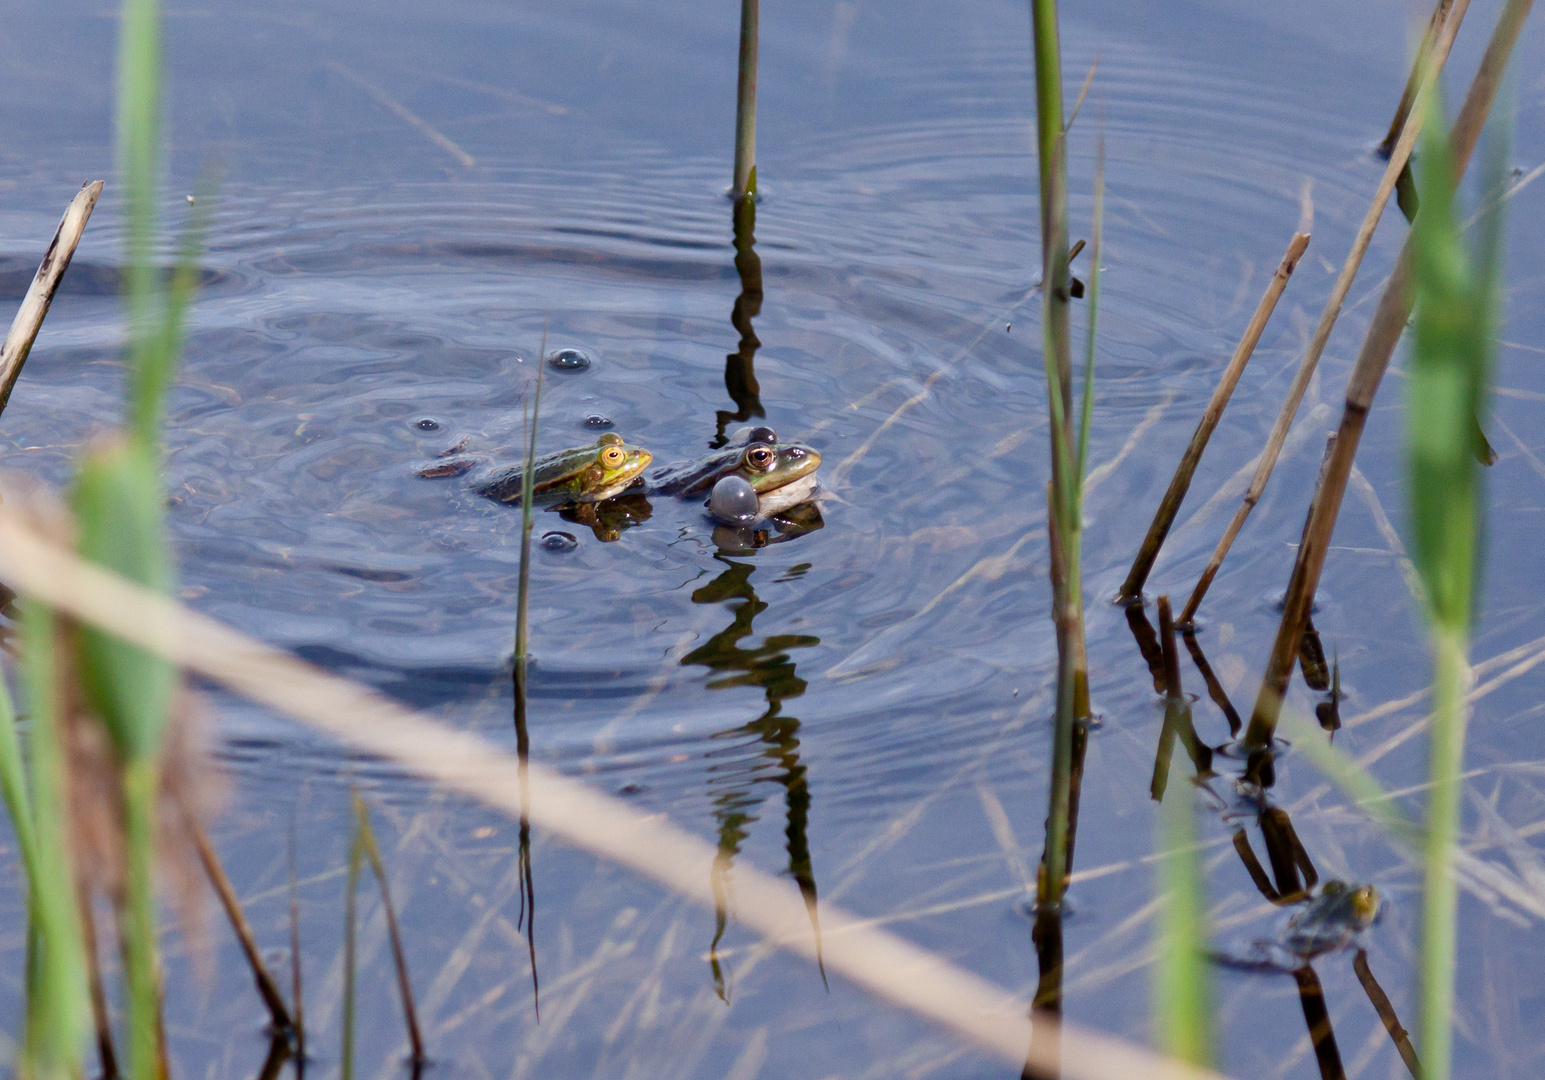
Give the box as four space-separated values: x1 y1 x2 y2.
20 600 90 1080
1406 78 1507 1080
138 187 213 447
1279 714 1424 849
117 0 162 422
1153 771 1212 1067
0 669 39 885
121 756 162 1080
73 439 176 761
1408 84 1486 633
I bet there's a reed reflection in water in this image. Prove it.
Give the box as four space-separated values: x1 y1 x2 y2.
716 192 766 447
681 557 822 1001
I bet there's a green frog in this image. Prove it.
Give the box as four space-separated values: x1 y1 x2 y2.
1214 880 1381 972
1281 881 1380 957
475 433 652 505
649 426 821 518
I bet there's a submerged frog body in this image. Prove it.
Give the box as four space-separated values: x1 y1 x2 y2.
476 433 652 505
1281 880 1380 958
1213 880 1381 972
649 426 822 519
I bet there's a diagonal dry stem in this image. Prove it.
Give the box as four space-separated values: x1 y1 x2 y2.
1178 0 1472 626
0 181 104 419
1243 0 1532 747
1121 230 1309 601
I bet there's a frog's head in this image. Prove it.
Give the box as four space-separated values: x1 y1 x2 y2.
577 432 652 500
1347 883 1381 928
735 440 821 494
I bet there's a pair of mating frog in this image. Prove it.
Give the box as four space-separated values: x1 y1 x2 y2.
457 425 821 527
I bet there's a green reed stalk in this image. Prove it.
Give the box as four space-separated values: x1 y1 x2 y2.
1031 0 1097 908
118 0 162 446
1406 84 1504 1080
732 0 759 199
16 601 90 1080
514 339 545 743
1154 769 1211 1067
64 0 208 1071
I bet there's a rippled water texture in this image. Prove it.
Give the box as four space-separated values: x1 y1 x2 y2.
2 0 1545 1076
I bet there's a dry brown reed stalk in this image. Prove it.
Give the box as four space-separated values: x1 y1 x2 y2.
77 883 121 1080
0 181 104 418
1353 949 1422 1077
1242 0 1532 748
1381 0 1456 160
0 493 1235 1080
1119 230 1310 602
187 812 294 1032
1176 0 1472 627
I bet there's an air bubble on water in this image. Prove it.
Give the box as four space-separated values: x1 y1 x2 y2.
540 531 579 552
546 348 594 371
584 414 613 429
414 417 441 431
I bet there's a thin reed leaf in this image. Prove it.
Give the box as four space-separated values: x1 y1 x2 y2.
514 337 545 678
351 794 426 1065
342 804 365 1080
1075 132 1103 488
18 600 90 1080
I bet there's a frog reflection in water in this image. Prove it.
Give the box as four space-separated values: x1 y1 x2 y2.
681 557 823 1000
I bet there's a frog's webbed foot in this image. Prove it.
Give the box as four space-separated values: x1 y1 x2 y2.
1208 941 1301 974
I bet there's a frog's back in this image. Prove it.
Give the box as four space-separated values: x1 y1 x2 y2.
476 445 598 504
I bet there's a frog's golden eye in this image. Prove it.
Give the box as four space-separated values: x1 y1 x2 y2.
744 445 776 472
600 446 626 469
